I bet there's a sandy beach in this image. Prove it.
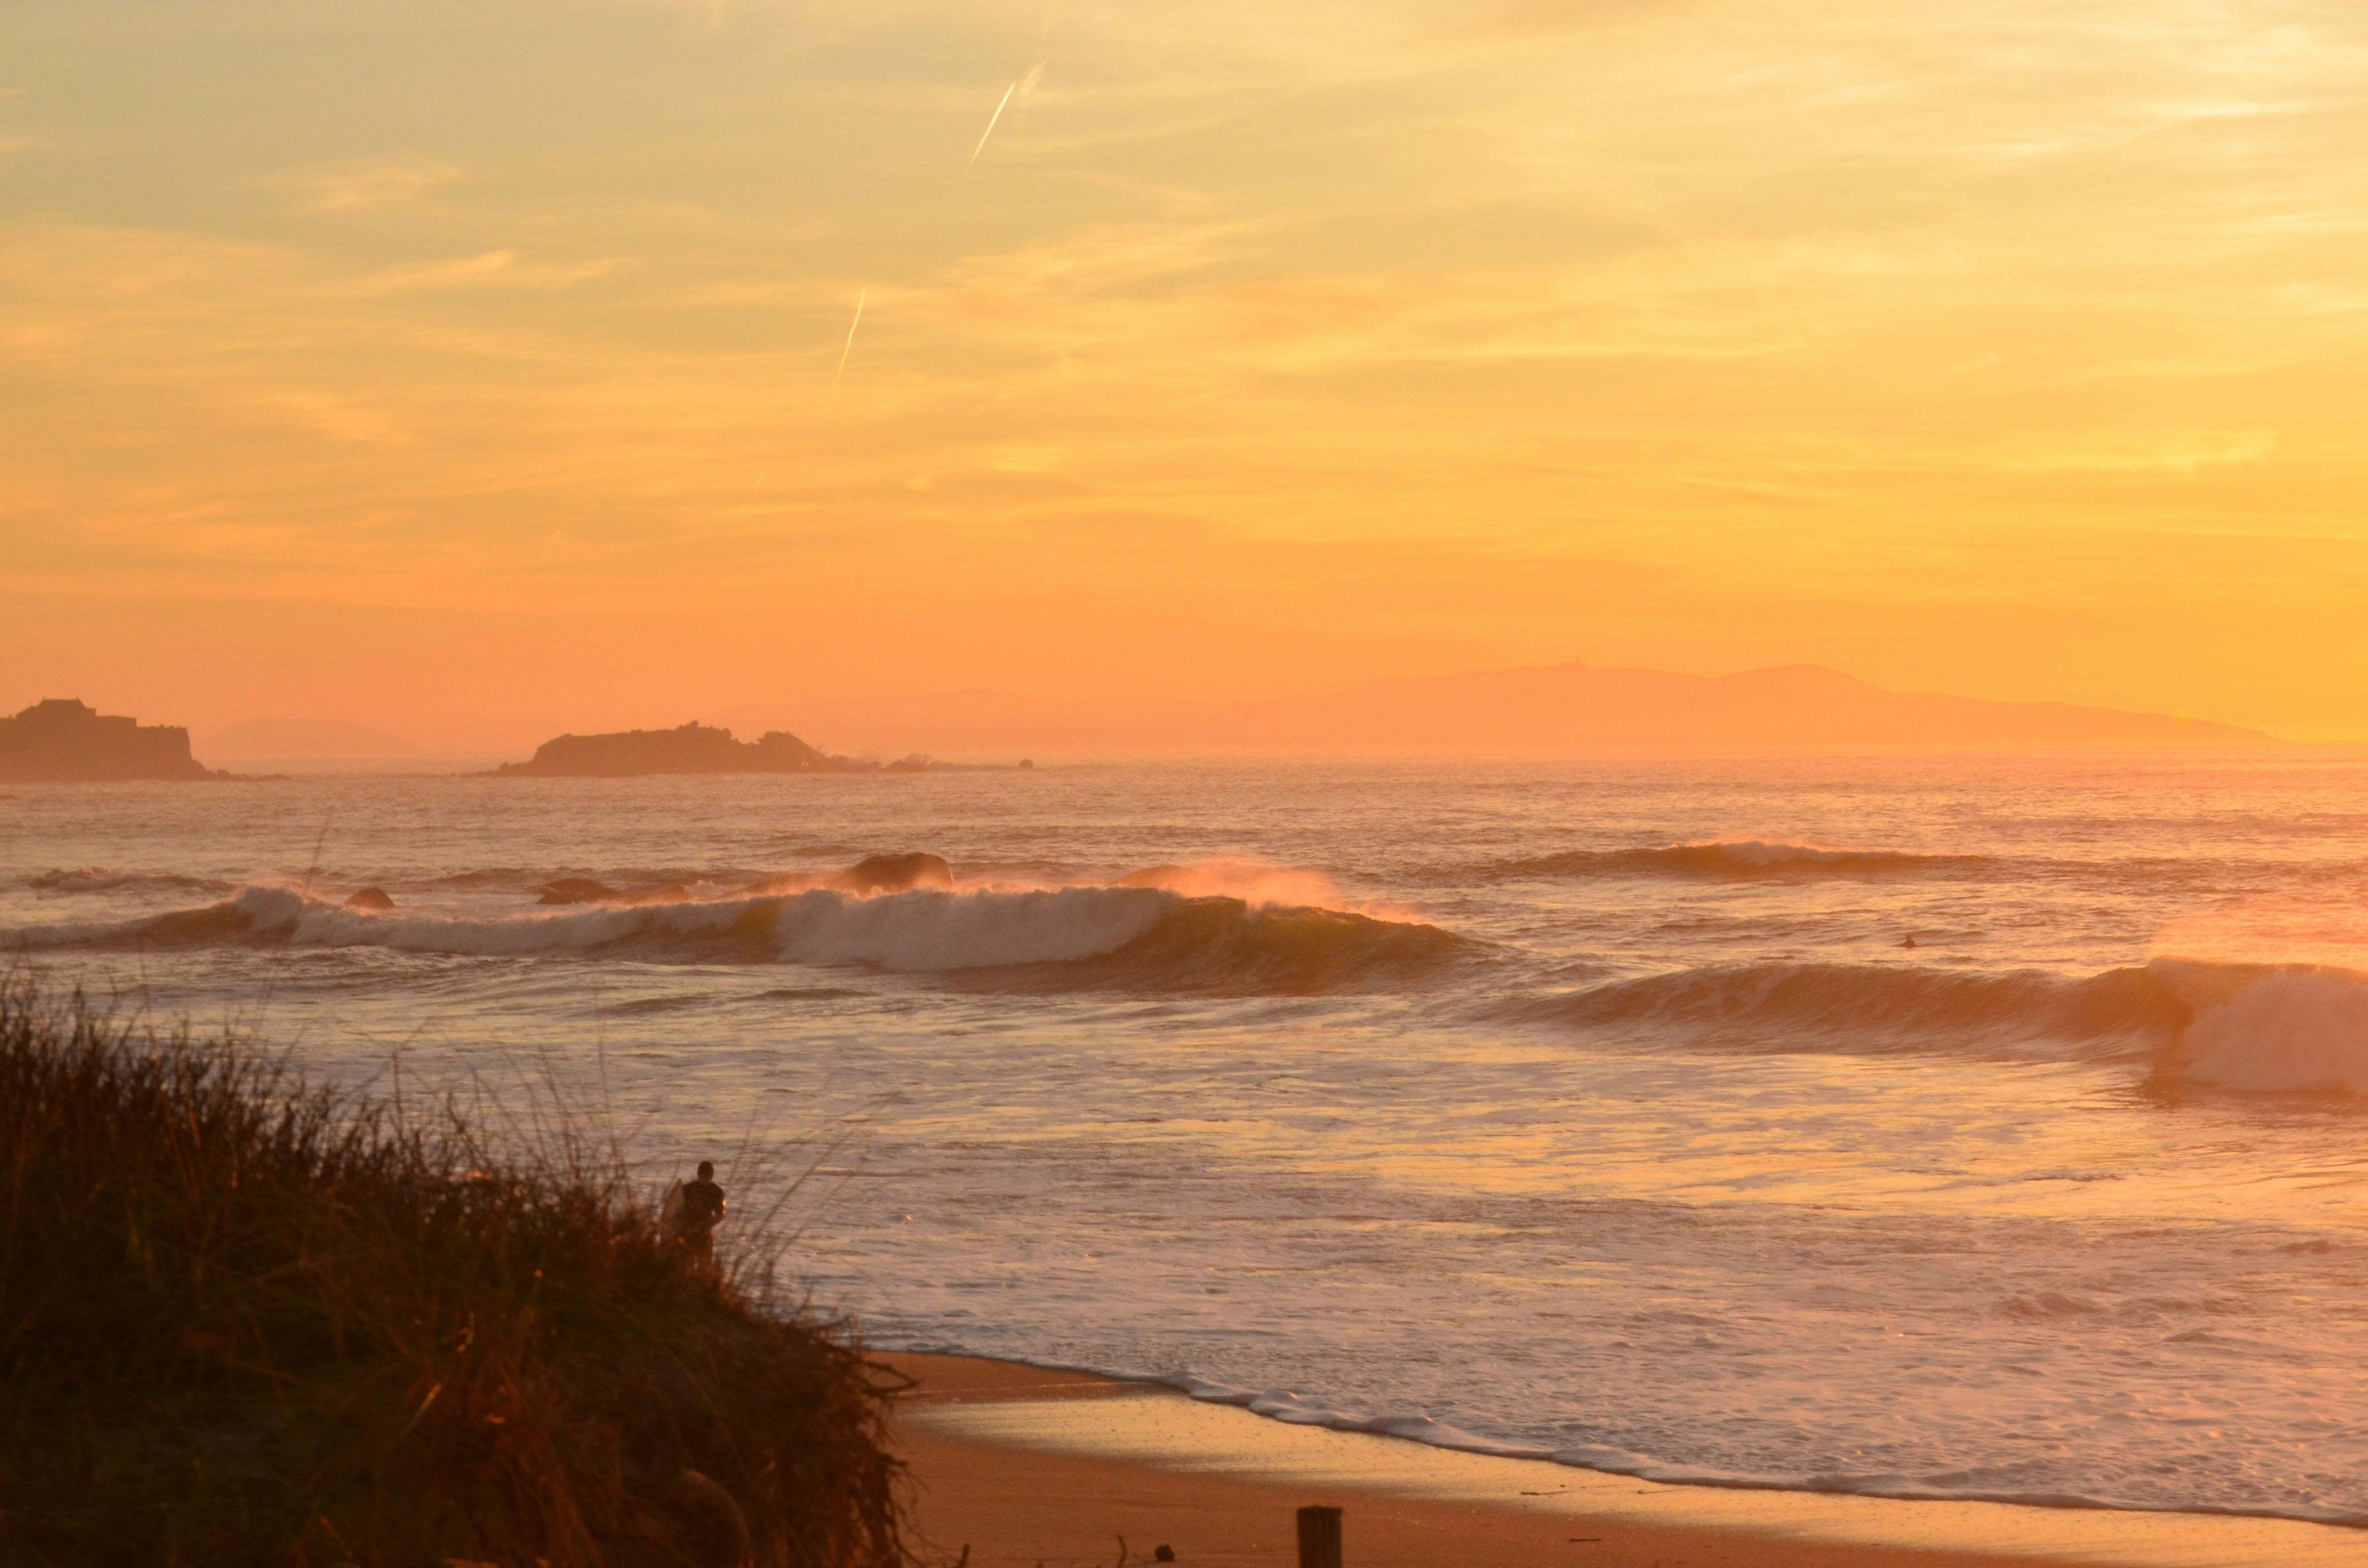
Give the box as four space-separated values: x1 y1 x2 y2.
883 1353 2366 1568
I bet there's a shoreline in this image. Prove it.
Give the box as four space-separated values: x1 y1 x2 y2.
882 1352 2362 1567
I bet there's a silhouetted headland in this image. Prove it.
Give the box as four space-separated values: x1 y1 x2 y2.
491 719 1018 777
0 698 228 782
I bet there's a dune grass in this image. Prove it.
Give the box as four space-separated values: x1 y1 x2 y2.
0 977 906 1567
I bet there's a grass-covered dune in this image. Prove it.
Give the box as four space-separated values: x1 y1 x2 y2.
0 980 905 1567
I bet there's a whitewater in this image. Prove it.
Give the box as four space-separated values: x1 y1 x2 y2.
7 752 2368 1526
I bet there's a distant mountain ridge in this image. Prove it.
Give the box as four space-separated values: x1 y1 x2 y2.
200 717 422 759
1238 661 2271 748
719 660 2272 753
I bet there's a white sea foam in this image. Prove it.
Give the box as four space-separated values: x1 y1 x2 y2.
1183 1379 1556 1457
2182 969 2368 1093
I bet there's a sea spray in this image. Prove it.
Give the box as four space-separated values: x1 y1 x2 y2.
2180 967 2368 1093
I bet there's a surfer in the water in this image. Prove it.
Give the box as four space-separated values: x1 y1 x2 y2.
667 1160 727 1268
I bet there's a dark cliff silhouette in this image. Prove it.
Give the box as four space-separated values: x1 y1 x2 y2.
0 699 224 782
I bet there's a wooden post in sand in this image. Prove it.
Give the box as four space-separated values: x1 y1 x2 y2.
1296 1504 1343 1568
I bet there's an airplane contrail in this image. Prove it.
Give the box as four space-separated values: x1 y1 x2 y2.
968 80 1018 170
832 288 866 388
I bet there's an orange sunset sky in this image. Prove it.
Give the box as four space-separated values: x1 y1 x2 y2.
4 0 2367 749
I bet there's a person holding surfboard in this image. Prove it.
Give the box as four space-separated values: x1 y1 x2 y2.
662 1160 727 1268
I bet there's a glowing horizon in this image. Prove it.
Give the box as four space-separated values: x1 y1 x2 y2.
6 0 2368 747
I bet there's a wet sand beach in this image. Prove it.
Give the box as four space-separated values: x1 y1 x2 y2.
883 1353 2365 1568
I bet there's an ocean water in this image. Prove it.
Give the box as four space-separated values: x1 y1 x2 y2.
7 753 2368 1526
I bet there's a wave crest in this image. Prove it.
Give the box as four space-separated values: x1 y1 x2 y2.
1519 954 2368 1094
1 881 1470 994
957 896 1479 995
1495 839 1986 881
2171 963 2368 1094
1516 962 2186 1051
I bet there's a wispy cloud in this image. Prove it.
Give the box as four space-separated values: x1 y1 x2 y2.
242 384 419 447
345 250 620 295
282 155 463 213
1988 429 2279 474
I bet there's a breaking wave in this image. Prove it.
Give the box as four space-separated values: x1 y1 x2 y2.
0 882 1472 995
2173 963 2368 1094
1519 954 2368 1092
1116 859 1370 911
1515 962 2187 1051
952 896 1478 995
1492 839 1989 881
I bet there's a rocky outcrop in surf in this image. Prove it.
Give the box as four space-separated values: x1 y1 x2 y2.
0 699 226 783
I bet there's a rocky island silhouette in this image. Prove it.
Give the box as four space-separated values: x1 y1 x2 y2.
491 720 1018 778
0 699 228 782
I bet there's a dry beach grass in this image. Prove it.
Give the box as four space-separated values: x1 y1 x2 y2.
0 978 903 1567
